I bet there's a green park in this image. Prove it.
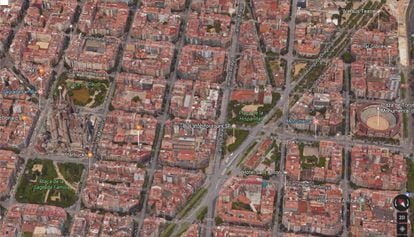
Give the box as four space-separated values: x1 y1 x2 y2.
15 159 84 208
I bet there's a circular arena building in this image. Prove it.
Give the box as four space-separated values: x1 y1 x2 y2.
354 104 401 138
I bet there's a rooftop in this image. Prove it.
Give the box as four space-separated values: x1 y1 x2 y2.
177 44 226 82
282 183 343 236
148 167 205 218
82 160 145 213
78 0 129 37
351 145 407 190
159 118 217 169
122 40 175 78
350 188 408 236
216 175 276 227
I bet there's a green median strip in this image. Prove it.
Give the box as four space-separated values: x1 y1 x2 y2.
161 223 176 237
237 141 257 167
401 73 407 99
403 113 408 138
173 223 191 237
196 206 208 221
177 188 208 218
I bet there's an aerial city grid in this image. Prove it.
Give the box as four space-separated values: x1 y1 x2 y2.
0 0 413 236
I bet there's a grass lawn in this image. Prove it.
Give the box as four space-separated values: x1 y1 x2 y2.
15 159 78 208
266 51 278 57
266 58 282 84
293 62 308 78
226 129 249 153
215 216 224 225
298 143 325 169
232 201 252 211
57 163 85 185
227 101 263 125
271 142 281 171
268 60 280 71
266 58 287 87
227 93 280 126
65 80 108 107
301 156 326 169
0 205 6 216
261 142 280 172
72 88 90 104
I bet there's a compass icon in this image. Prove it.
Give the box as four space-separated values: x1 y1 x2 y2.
393 194 410 211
